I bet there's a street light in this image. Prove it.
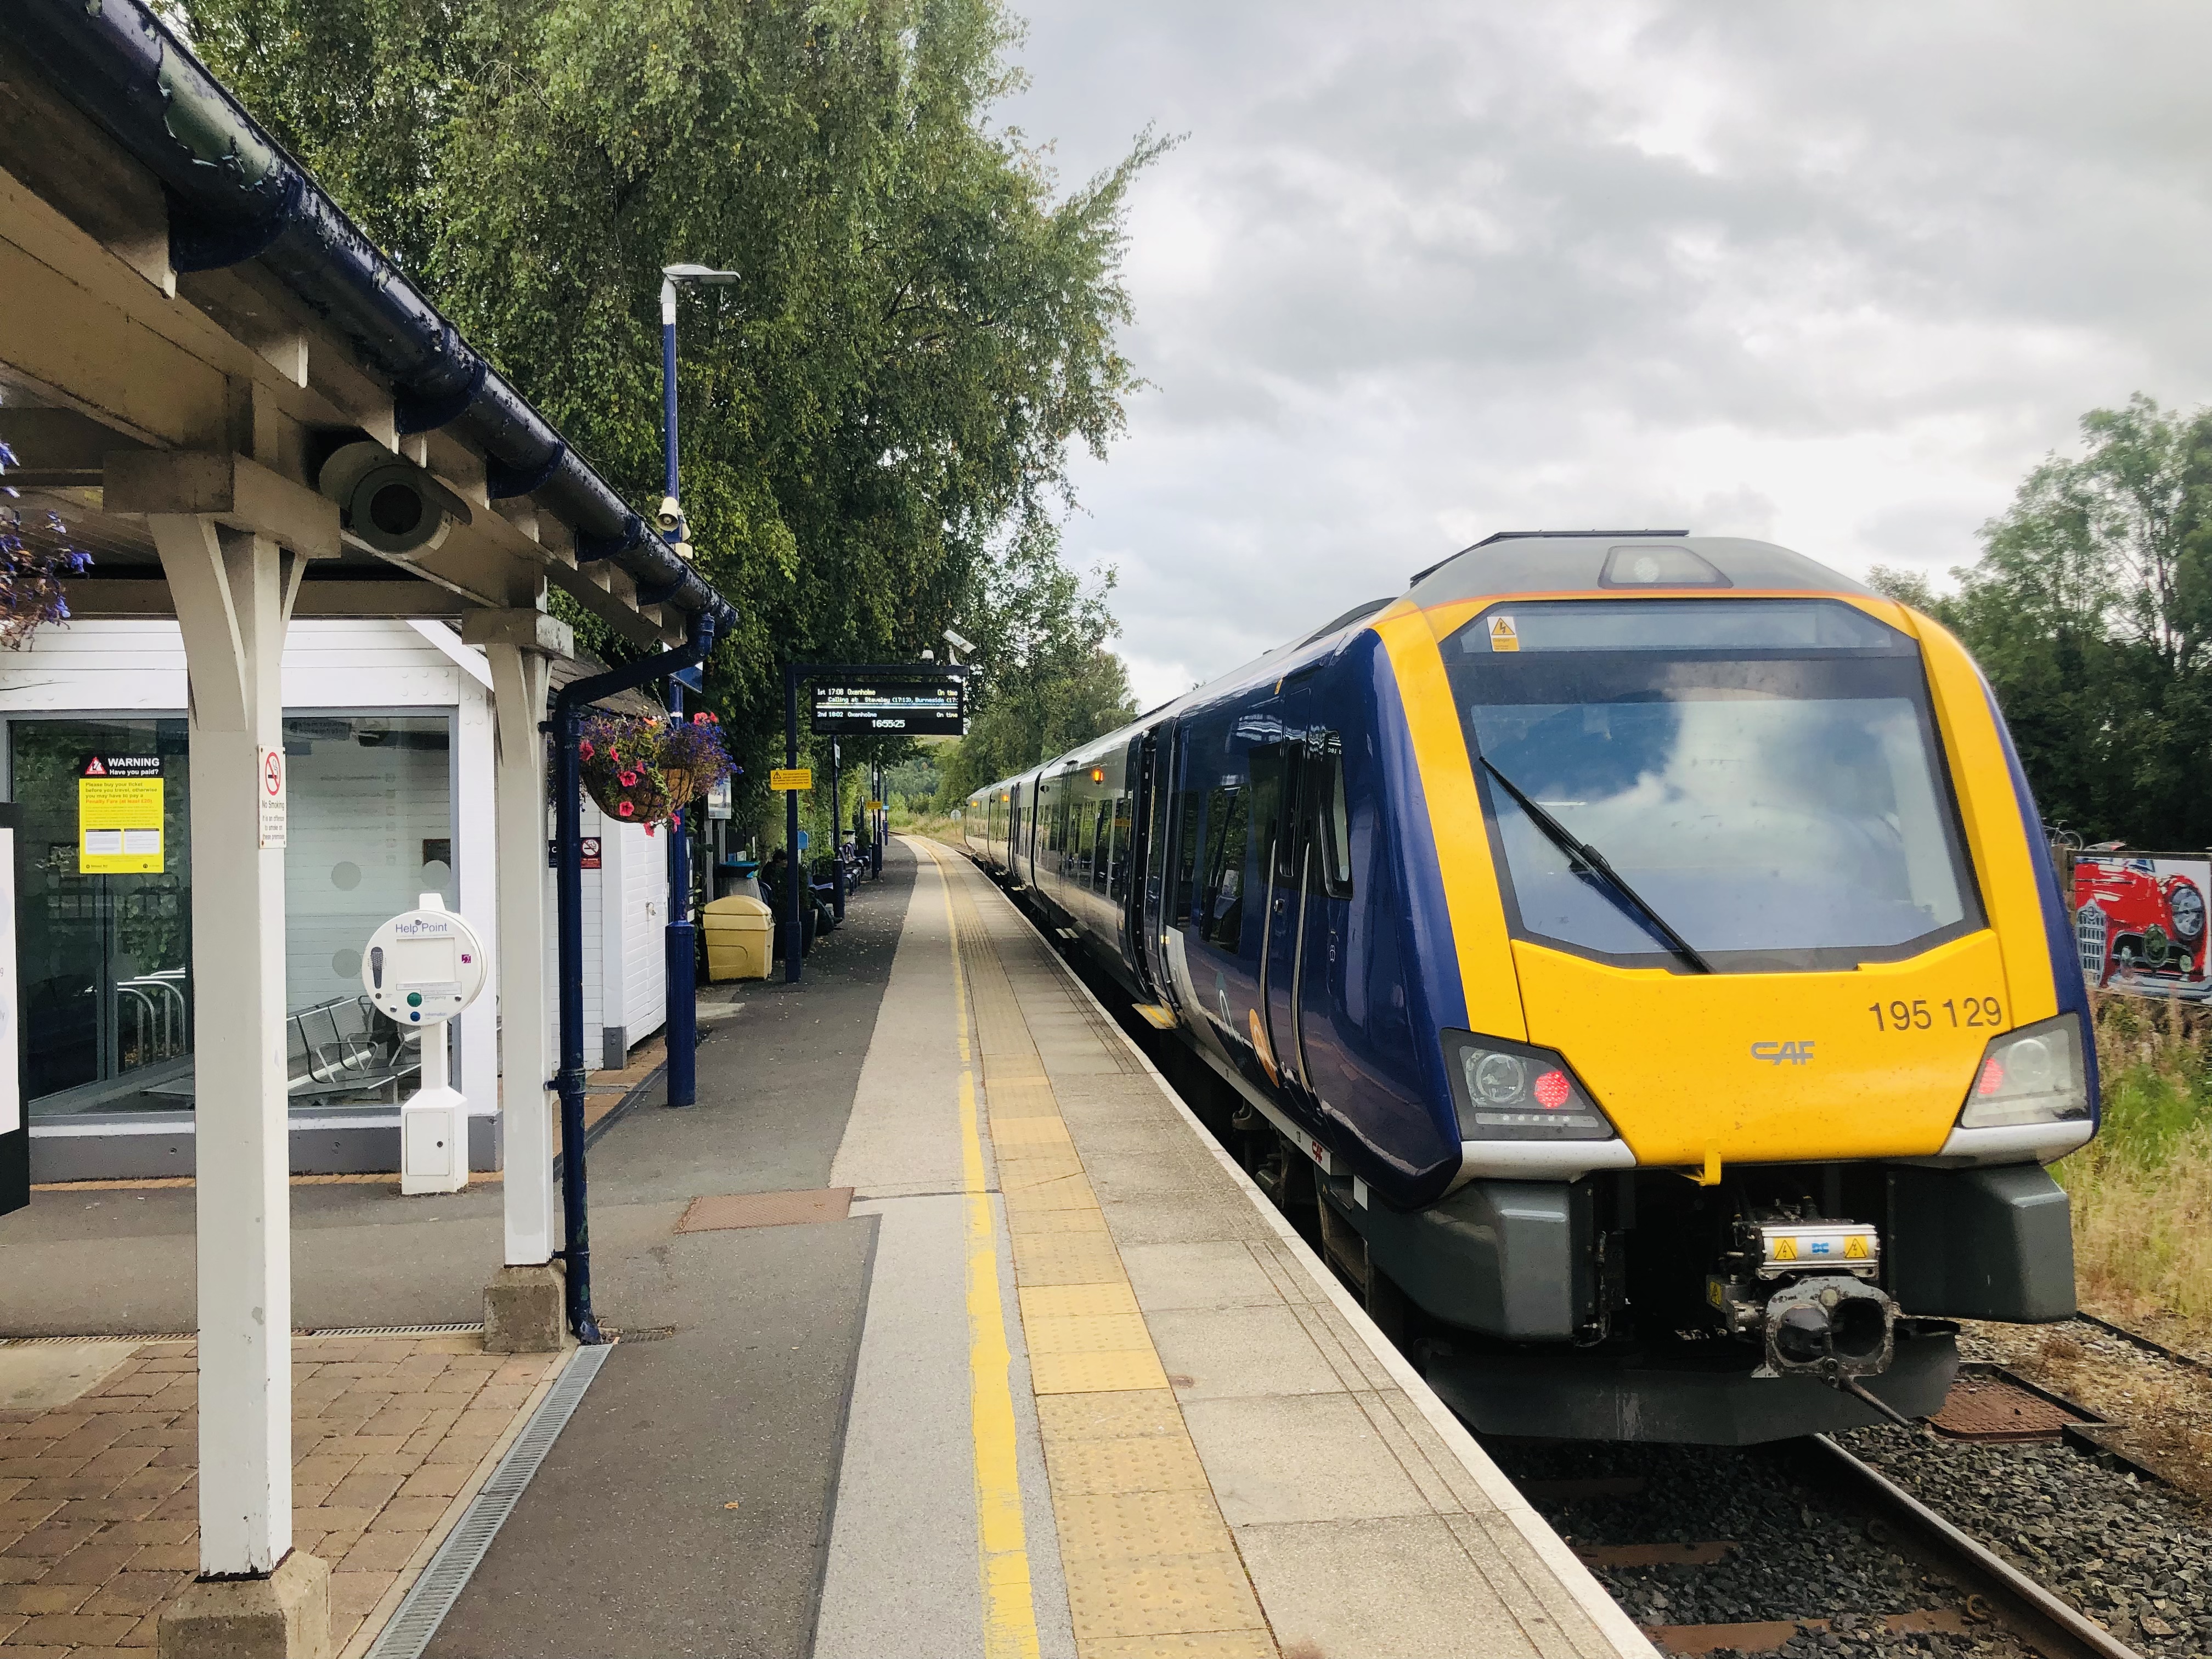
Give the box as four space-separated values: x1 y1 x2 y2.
658 261 737 1110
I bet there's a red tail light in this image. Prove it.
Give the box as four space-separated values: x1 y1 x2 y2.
1975 1057 2006 1097
1533 1070 1571 1109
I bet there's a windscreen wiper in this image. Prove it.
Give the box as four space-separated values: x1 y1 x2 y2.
1480 758 1713 974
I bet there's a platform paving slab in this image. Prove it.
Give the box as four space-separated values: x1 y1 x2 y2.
0 1332 564 1659
929 844 1656 1659
419 849 921 1659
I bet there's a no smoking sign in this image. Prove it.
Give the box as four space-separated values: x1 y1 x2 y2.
257 744 288 850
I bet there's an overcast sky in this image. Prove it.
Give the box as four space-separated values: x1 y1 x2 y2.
995 2 2212 707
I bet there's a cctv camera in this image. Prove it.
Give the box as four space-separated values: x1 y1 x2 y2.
943 629 977 654
317 441 473 557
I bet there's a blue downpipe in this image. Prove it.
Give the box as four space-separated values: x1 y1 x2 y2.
551 698 597 1345
549 612 718 1340
665 681 697 1108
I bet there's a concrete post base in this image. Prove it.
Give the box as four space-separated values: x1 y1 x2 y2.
157 1551 329 1659
484 1262 568 1352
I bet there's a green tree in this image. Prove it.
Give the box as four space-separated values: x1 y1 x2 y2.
934 518 1134 803
1873 394 2212 847
173 0 1155 823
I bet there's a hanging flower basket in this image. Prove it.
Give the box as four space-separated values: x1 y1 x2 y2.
575 712 735 832
0 440 92 650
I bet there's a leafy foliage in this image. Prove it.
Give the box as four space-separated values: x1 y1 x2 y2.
1867 393 2212 848
172 0 1157 831
933 518 1135 803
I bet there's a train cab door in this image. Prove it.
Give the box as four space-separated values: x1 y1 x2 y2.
1252 734 1305 1096
1260 706 1340 1110
1136 722 1178 1002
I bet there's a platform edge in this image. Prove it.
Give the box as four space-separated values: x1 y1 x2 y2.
980 865 1661 1659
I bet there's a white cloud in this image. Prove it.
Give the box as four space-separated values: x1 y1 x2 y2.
1000 0 2212 707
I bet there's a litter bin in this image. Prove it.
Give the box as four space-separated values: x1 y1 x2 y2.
703 894 774 981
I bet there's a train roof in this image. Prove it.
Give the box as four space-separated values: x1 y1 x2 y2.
1407 532 1870 606
966 532 1877 798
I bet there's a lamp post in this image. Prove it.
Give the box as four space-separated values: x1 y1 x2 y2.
658 262 738 1109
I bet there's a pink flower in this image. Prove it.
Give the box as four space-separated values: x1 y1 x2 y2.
618 770 639 787
579 740 594 759
692 712 711 724
617 801 635 818
645 822 657 837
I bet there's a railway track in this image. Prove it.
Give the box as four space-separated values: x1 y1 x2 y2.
1489 1424 2160 1658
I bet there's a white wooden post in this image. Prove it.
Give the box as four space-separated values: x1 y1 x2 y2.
465 609 571 1349
150 516 300 1576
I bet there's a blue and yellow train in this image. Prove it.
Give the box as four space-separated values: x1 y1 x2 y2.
963 532 2092 1442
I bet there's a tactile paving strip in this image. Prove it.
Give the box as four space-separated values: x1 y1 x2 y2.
936 864 1276 1657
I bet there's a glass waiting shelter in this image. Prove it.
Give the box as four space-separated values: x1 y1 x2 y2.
9 710 458 1149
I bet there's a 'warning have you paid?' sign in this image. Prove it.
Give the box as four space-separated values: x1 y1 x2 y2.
78 756 164 873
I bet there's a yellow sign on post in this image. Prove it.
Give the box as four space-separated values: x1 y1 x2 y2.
769 768 813 792
78 756 165 874
865 799 884 811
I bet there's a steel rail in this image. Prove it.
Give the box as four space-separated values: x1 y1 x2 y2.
1798 1433 2143 1659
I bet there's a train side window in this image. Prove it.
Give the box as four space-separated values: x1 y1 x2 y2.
1173 788 1203 923
1301 732 1353 898
1201 784 1248 946
1108 793 1133 899
1093 802 1111 891
1248 743 1290 891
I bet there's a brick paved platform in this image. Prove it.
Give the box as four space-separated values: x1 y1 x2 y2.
0 1334 567 1657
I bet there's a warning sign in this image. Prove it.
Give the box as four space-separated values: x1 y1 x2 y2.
77 757 164 874
769 768 812 792
1486 614 1520 653
258 746 287 850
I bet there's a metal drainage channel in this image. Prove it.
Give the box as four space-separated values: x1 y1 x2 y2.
364 1343 613 1659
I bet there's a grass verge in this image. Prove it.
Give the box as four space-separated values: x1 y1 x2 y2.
2056 991 2212 1348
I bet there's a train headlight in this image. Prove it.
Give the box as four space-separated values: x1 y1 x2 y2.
1956 1014 2089 1130
1446 1031 1618 1141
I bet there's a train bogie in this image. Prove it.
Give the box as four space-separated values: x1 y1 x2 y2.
962 532 2094 1443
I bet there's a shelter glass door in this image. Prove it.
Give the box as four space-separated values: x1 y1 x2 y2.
10 718 194 1114
8 712 458 1120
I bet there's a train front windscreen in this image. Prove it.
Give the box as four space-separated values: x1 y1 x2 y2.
1446 598 1983 974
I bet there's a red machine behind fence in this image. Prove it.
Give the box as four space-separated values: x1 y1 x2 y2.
2072 854 2210 997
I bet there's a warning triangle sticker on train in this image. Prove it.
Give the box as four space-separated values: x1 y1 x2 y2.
1487 614 1520 652
82 757 106 776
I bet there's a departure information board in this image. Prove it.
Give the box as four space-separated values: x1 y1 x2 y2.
810 679 965 736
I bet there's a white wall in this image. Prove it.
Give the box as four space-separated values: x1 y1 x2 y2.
542 796 668 1066
0 619 502 1132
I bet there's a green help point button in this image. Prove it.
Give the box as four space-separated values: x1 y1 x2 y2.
406 992 422 1007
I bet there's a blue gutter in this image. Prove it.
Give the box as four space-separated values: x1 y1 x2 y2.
1 0 738 642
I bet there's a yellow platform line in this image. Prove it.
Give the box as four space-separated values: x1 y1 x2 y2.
924 844 1278 1659
932 842 1042 1659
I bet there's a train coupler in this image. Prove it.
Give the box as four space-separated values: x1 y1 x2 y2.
1709 1214 1898 1382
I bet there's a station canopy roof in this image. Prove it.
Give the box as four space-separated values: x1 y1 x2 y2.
0 0 738 649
